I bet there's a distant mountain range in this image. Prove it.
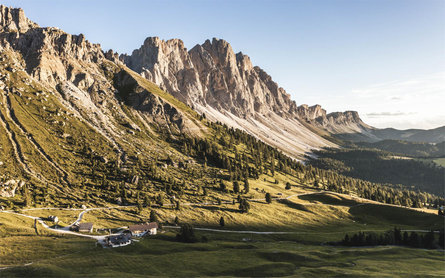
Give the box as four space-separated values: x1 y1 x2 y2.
0 4 442 177
118 37 444 149
336 126 445 144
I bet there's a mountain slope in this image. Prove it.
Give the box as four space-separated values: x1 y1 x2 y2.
121 37 376 158
0 6 207 196
0 6 442 209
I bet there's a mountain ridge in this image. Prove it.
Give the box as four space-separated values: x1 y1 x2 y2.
120 36 377 158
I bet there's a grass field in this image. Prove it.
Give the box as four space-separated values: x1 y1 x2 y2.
1 230 444 277
432 158 445 167
416 157 445 168
1 184 444 277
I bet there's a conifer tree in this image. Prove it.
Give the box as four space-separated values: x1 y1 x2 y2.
244 179 249 193
150 210 158 223
265 193 272 204
219 216 225 227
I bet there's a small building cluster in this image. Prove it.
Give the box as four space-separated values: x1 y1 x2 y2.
48 215 59 223
70 222 94 233
106 222 158 248
128 222 158 237
106 233 132 247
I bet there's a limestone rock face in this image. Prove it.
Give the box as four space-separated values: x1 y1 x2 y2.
121 37 373 157
122 37 298 118
296 104 327 121
315 111 372 134
0 6 203 150
0 5 37 33
0 179 24 197
121 37 203 105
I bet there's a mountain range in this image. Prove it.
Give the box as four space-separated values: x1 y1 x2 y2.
0 4 442 188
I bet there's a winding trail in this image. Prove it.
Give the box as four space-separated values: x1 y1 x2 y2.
163 225 439 235
1 210 122 246
1 190 439 246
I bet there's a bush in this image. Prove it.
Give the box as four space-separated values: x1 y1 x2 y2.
176 223 197 243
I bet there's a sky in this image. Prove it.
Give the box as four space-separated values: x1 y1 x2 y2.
2 0 444 129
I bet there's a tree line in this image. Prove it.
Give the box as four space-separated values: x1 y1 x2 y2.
340 227 444 250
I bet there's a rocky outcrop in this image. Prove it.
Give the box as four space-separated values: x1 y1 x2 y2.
0 179 24 197
0 5 202 136
121 37 300 118
296 104 326 121
121 37 372 157
0 6 205 188
315 111 372 134
0 6 37 33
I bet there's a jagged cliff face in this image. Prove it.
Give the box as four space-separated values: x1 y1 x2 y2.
122 37 372 157
0 6 203 135
0 6 205 189
121 37 298 118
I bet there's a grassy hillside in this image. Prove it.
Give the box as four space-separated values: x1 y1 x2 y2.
1 45 444 277
1 185 443 277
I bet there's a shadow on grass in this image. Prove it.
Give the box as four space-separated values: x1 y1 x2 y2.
192 205 240 213
299 193 359 207
213 262 296 277
348 203 444 229
277 199 313 213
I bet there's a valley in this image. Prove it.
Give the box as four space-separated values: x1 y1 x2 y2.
0 4 444 277
1 177 444 277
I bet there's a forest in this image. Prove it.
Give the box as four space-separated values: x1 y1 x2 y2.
307 148 444 196
353 140 445 158
5 119 445 213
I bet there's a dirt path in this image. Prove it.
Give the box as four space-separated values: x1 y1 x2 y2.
1 210 119 245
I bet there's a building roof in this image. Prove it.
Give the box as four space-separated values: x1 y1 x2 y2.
108 233 131 245
128 222 158 232
78 222 93 231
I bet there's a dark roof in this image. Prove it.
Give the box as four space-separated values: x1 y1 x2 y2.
109 233 131 245
128 222 158 232
78 222 93 231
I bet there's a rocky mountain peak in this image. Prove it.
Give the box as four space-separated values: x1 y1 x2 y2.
0 6 107 90
236 52 253 72
0 5 38 33
200 38 238 69
118 35 372 157
296 104 327 121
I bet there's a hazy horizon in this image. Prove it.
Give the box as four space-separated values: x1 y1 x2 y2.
2 0 444 130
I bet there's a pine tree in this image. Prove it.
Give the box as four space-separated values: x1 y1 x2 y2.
233 181 240 194
177 223 197 243
150 210 158 223
285 182 291 190
176 200 181 211
219 216 225 227
239 198 250 213
220 180 227 192
439 230 444 249
174 216 180 226
244 179 249 193
265 193 272 204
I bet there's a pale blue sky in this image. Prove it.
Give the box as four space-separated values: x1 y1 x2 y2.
2 0 445 129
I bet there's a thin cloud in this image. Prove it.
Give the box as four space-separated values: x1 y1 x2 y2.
351 72 445 99
366 112 417 118
348 72 445 129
